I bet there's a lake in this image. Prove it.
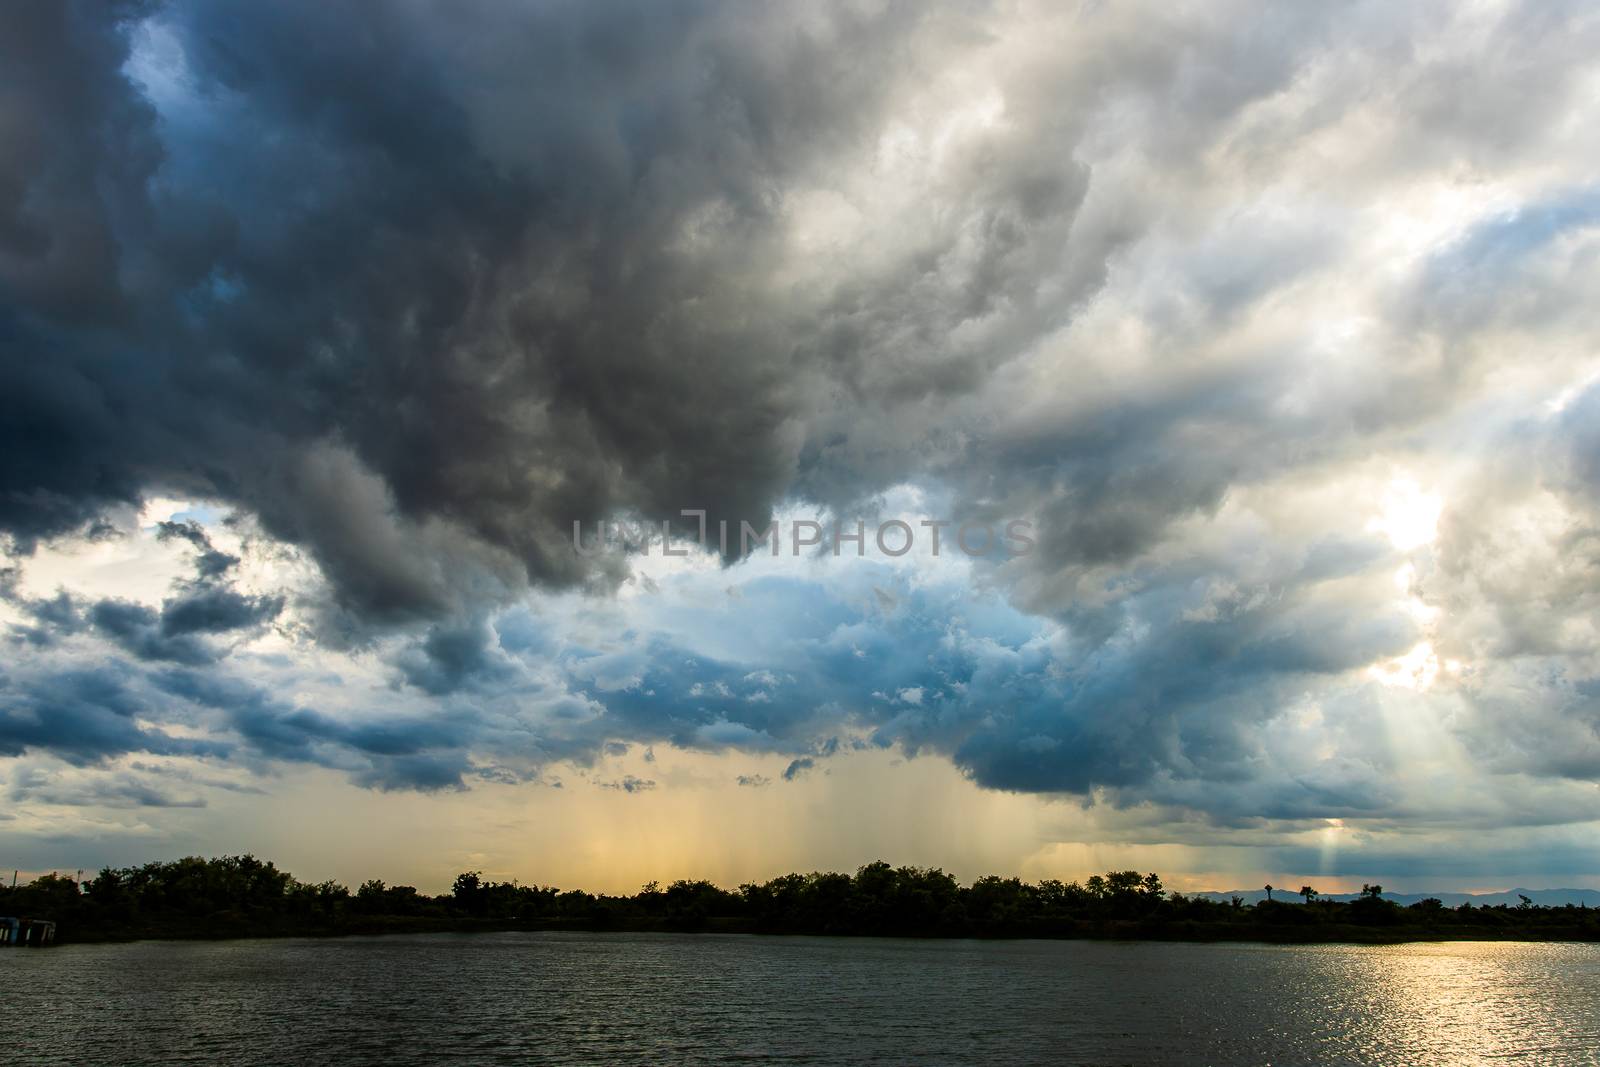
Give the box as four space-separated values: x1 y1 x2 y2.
5 933 1598 1064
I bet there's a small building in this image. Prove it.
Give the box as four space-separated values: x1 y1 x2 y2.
0 917 57 946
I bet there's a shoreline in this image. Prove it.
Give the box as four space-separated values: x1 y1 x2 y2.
44 916 1600 948
14 857 1598 950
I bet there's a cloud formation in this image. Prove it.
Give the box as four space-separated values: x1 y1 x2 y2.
3 0 1600 884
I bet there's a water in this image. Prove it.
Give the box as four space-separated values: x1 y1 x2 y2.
5 933 1598 1065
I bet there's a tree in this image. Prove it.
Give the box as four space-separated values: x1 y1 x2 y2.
1264 884 1274 902
85 867 125 906
354 879 388 914
452 871 486 916
1360 883 1383 900
1299 885 1318 905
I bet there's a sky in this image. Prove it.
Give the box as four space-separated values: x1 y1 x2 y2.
3 0 1600 895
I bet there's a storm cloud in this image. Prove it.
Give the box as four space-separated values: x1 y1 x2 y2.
3 0 1600 885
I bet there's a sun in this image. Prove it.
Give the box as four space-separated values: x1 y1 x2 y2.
1367 477 1443 551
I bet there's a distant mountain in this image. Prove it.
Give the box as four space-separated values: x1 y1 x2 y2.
1189 887 1600 908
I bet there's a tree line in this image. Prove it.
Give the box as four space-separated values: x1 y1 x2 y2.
3 855 1597 943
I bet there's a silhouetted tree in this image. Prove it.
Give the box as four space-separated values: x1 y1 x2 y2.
452 871 487 916
10 854 1598 944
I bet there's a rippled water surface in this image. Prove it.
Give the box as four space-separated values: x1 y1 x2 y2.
6 933 1599 1065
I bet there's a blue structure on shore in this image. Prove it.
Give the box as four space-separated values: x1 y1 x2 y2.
0 917 56 946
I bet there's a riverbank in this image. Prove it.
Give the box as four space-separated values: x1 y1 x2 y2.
46 914 1600 946
11 855 1598 948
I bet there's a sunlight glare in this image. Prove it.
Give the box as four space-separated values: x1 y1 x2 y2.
1368 478 1443 551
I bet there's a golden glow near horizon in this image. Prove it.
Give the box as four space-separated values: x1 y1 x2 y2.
1 737 1569 899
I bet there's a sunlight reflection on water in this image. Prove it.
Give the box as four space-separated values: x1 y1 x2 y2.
6 934 1599 1065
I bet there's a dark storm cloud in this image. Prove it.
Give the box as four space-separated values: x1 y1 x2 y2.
462 566 1411 812
0 0 1492 607
0 0 167 543
157 586 283 636
2 0 1273 626
394 617 518 696
3 522 281 662
1 519 491 788
0 0 982 631
90 597 217 664
152 666 485 791
353 753 473 794
0 632 499 790
5 0 1600 858
2 585 84 648
44 582 276 666
156 519 239 579
0 665 224 765
9 765 206 809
